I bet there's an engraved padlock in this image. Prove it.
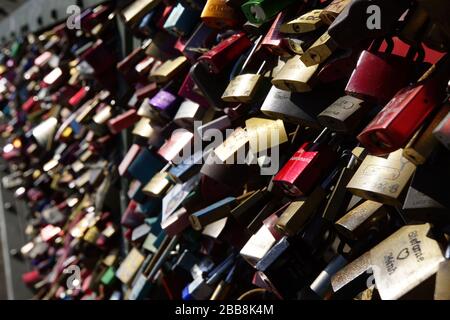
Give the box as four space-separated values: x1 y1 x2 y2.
280 9 324 34
346 149 416 206
201 0 240 29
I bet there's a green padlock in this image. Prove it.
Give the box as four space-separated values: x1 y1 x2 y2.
241 0 297 24
101 267 117 286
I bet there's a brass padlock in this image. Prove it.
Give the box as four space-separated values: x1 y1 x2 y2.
317 95 368 133
319 0 352 25
332 223 445 300
271 55 319 92
346 149 416 206
149 56 188 83
120 0 161 27
143 171 172 198
301 31 338 67
335 200 388 240
280 9 324 34
201 0 240 29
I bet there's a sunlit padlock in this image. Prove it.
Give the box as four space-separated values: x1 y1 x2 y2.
358 56 449 156
280 9 324 34
221 36 268 103
201 0 241 29
271 55 319 92
163 3 200 38
300 31 338 67
319 0 351 25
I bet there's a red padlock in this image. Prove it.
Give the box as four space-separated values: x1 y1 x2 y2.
358 54 450 155
273 129 338 197
198 32 252 74
345 38 425 104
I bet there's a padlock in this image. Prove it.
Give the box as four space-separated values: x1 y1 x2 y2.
149 56 189 83
240 214 283 267
335 200 389 241
174 99 215 129
273 129 339 197
157 129 194 163
221 35 267 102
120 0 162 27
328 0 412 49
148 86 181 120
182 23 217 63
260 82 343 127
300 31 338 67
163 3 200 38
107 109 140 135
201 0 240 29
198 32 252 74
143 171 172 198
271 55 319 92
241 0 297 25
261 11 291 56
245 117 288 154
346 149 416 206
317 95 369 133
319 0 351 25
404 104 450 165
345 38 425 105
315 47 362 84
280 9 324 34
358 56 449 156
332 224 445 300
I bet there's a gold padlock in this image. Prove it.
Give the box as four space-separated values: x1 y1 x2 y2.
317 95 368 133
149 56 188 83
121 0 161 27
346 149 416 206
245 117 288 154
271 55 319 92
335 200 387 240
332 223 445 300
275 186 326 236
319 0 352 25
301 31 338 67
201 0 240 29
132 118 155 140
280 9 324 34
143 171 172 198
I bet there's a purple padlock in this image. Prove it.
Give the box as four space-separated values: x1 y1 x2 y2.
149 89 180 119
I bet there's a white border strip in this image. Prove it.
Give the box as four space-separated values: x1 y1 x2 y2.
0 184 14 300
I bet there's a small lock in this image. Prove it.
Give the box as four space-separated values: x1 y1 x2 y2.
198 32 252 74
120 0 162 27
221 36 267 103
261 12 292 57
280 9 324 34
201 0 240 29
301 31 338 67
271 55 319 92
163 3 200 38
317 95 368 133
319 0 351 25
149 56 189 83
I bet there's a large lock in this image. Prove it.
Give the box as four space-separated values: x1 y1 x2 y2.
358 56 449 156
345 38 425 105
